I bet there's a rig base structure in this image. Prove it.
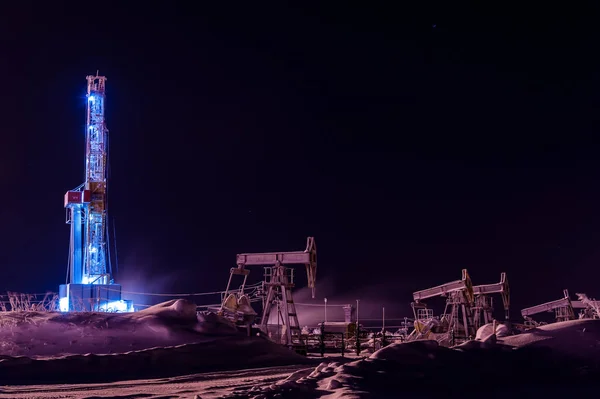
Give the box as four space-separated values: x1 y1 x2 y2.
58 283 132 312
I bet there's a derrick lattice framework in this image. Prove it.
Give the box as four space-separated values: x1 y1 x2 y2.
84 73 109 281
60 72 130 312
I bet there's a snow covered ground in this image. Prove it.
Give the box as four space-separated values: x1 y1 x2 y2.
1 303 600 398
0 365 309 398
0 299 237 358
0 300 311 385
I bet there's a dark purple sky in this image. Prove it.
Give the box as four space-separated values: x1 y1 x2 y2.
1 3 599 317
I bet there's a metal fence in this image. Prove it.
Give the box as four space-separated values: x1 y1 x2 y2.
298 323 411 357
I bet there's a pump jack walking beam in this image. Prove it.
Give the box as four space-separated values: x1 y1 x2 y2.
521 289 576 323
413 269 474 303
521 289 572 318
235 237 317 298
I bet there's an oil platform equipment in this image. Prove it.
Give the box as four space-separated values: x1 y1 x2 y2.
471 272 510 330
574 293 600 320
408 269 476 346
219 237 317 353
521 289 599 327
59 72 131 313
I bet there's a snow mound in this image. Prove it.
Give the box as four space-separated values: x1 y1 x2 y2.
500 319 600 360
0 335 311 385
0 299 242 358
135 298 199 321
475 322 510 341
196 311 239 334
227 324 600 398
0 300 311 384
369 338 441 364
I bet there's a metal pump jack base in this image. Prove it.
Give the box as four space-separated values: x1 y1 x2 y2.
260 263 304 351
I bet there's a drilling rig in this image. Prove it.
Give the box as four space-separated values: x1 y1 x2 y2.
59 72 131 312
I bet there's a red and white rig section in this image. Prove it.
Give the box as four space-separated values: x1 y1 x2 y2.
59 72 131 312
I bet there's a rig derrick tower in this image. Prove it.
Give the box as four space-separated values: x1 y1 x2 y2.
59 72 131 312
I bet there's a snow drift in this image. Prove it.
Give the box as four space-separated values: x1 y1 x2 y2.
500 318 600 360
226 319 600 398
0 300 310 384
3 302 600 394
0 299 237 358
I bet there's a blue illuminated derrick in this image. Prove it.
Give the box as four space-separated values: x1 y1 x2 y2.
60 72 132 312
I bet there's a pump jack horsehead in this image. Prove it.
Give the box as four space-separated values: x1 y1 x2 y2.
219 237 317 344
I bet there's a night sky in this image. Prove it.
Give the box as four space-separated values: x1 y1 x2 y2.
1 4 600 317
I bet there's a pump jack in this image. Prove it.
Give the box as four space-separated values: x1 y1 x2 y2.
521 289 576 326
521 289 600 327
472 272 510 330
219 237 317 353
408 269 476 345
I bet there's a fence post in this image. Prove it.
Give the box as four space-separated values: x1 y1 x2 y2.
373 332 377 352
355 299 361 356
341 332 345 358
320 322 325 357
355 322 361 356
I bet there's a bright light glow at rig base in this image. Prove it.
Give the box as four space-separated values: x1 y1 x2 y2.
99 300 133 313
58 297 133 313
59 297 68 312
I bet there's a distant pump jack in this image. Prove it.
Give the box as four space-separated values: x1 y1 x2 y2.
59 72 132 313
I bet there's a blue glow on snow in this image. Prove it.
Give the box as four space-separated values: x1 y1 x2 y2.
99 300 132 313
